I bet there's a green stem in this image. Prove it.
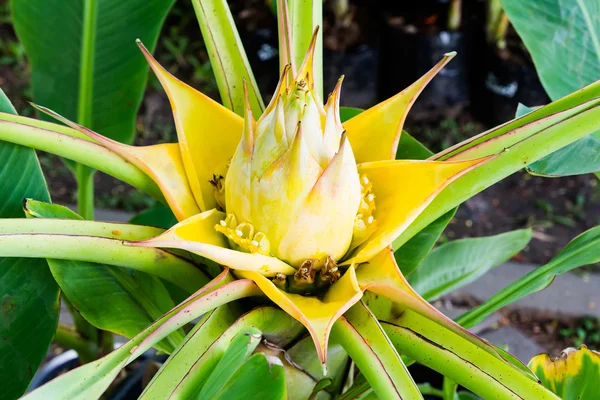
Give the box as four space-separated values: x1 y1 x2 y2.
417 383 444 398
98 329 115 357
0 234 209 293
0 217 164 239
0 118 164 201
290 0 323 98
76 164 95 220
383 311 559 400
448 0 461 31
76 0 97 220
486 0 503 44
54 323 98 364
442 378 458 400
78 0 96 127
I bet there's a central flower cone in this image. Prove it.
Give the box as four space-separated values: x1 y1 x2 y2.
222 67 361 267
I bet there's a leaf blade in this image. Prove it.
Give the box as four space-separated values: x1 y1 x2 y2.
0 88 59 400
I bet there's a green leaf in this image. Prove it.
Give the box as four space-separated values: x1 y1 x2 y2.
408 229 532 301
211 353 287 400
528 346 600 400
24 275 259 399
515 104 600 176
54 260 183 352
24 201 185 351
396 131 434 160
286 333 349 396
198 328 263 399
501 0 600 101
141 306 304 399
337 373 377 400
0 88 59 400
340 107 364 123
129 201 178 229
396 209 456 277
502 0 600 176
190 0 264 118
457 225 600 328
139 305 238 399
25 199 82 220
11 0 175 145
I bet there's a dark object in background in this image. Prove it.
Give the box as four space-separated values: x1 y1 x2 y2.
378 25 471 121
471 46 550 127
377 1 480 122
469 2 550 126
324 45 379 109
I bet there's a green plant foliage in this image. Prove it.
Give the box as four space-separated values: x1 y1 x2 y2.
457 225 600 328
333 302 421 399
206 353 287 400
502 0 600 176
286 334 349 396
396 209 456 277
197 328 263 399
25 200 185 352
11 0 175 146
516 103 600 177
0 88 59 400
190 0 264 118
139 306 239 399
339 107 363 123
408 229 532 301
129 201 178 229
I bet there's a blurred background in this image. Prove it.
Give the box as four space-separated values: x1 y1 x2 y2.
1 0 599 357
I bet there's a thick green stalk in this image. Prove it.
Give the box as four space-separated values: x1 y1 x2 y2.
76 165 95 220
0 234 208 293
190 0 264 118
290 0 323 98
0 118 164 202
417 384 444 398
0 218 163 239
383 311 559 400
442 378 458 400
448 0 461 31
333 302 422 400
54 324 98 364
76 0 98 220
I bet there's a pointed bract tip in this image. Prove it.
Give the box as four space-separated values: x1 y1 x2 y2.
296 27 320 82
312 25 321 37
136 39 150 55
444 51 457 58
